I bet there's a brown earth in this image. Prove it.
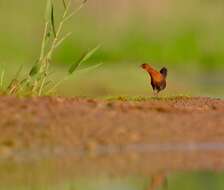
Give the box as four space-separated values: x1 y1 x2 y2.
0 96 224 177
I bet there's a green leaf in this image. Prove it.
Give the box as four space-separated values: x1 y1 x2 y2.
77 62 103 73
44 0 56 37
46 31 51 38
68 45 101 74
29 64 41 77
51 1 56 37
62 0 67 9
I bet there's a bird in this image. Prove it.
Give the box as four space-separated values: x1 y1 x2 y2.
141 63 168 96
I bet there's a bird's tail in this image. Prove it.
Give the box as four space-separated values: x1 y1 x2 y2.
160 67 168 78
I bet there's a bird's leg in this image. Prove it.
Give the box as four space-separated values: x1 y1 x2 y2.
153 90 159 97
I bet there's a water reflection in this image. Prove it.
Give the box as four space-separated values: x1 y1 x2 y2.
1 141 224 190
1 168 224 190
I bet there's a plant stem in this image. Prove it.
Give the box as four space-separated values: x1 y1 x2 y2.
55 32 72 48
46 0 71 61
40 22 49 61
63 1 86 23
38 77 47 96
0 70 5 90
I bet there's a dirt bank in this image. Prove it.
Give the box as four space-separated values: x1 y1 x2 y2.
0 96 224 175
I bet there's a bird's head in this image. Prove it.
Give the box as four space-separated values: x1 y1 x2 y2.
141 63 150 70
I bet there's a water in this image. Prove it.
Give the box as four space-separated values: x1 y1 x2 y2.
1 142 224 190
1 169 224 190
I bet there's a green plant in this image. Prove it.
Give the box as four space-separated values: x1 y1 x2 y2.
0 69 5 94
5 0 100 96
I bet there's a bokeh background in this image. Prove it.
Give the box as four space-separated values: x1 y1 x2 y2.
0 1 224 189
0 0 224 97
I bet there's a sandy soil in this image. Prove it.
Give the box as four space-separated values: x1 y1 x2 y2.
0 96 224 176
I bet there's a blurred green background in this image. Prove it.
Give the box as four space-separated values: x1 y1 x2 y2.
0 0 224 97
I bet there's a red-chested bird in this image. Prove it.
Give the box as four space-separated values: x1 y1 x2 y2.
141 63 168 96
